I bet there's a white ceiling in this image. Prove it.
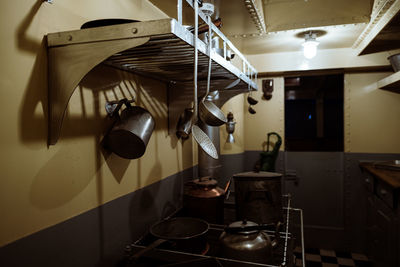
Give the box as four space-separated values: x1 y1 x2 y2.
149 0 374 55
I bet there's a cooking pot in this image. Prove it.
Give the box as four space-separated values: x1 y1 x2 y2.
233 171 283 225
219 220 280 263
106 99 155 159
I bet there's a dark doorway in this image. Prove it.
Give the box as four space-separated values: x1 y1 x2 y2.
284 74 344 151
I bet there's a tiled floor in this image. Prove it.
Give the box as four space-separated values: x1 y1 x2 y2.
294 247 372 267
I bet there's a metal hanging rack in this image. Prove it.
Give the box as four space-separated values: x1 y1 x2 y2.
46 0 258 145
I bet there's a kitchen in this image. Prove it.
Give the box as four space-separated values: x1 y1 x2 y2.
0 0 399 266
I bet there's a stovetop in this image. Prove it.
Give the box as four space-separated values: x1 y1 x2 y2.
121 225 294 267
119 195 301 267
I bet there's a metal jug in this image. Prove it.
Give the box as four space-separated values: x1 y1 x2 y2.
106 99 155 159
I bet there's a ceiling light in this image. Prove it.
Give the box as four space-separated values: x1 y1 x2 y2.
302 33 319 59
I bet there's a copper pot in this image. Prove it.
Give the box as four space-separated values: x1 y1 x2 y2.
183 177 231 224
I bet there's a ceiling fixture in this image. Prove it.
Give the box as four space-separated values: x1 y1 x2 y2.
302 32 319 59
244 0 266 33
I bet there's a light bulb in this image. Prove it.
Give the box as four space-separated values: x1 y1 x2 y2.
302 34 319 59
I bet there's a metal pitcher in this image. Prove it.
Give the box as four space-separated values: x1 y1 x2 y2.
106 99 155 159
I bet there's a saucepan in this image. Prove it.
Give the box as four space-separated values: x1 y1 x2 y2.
105 98 155 159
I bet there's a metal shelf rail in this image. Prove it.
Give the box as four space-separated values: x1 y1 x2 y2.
46 0 258 145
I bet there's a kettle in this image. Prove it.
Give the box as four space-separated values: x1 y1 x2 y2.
219 220 281 263
183 177 231 224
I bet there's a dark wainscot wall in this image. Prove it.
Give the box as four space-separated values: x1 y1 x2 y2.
0 167 196 267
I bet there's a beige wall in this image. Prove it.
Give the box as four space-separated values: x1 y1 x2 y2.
246 48 400 155
0 0 196 247
237 72 400 154
219 94 245 154
344 72 400 153
244 78 285 151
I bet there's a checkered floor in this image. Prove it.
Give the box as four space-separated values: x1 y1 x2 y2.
294 247 372 267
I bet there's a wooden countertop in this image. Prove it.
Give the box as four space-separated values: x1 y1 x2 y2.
360 162 400 189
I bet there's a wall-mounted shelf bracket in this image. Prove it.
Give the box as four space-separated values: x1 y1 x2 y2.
377 71 400 93
48 37 149 145
47 14 257 145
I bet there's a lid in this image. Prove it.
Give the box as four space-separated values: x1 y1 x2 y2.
233 171 282 180
227 220 258 234
192 176 218 187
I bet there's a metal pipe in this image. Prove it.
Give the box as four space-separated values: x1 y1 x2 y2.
193 0 198 119
177 0 182 24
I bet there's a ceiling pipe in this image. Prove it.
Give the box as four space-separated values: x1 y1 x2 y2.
244 0 267 33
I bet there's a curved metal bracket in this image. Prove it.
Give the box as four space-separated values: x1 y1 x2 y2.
48 37 150 145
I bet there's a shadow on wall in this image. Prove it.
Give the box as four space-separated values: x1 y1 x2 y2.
12 1 191 265
16 1 48 148
28 63 170 207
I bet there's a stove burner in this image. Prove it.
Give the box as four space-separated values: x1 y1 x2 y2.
121 195 300 267
123 226 294 267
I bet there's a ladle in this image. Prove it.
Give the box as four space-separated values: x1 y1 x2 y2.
198 16 227 127
191 1 219 160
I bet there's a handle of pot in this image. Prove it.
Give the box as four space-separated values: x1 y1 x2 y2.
106 98 135 117
271 221 282 249
123 98 135 109
224 177 232 200
223 222 276 233
129 238 167 262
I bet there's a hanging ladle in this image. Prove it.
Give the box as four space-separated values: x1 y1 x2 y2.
246 72 257 114
247 71 258 106
191 1 219 159
198 15 227 127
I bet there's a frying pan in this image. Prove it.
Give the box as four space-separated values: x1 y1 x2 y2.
130 217 209 261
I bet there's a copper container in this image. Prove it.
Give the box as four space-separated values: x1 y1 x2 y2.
183 177 229 224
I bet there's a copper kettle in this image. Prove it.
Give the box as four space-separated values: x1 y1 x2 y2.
219 220 281 263
183 177 231 224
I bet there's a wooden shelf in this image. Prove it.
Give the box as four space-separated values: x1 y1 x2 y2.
377 71 400 93
46 18 258 145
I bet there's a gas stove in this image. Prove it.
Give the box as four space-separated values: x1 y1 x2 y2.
119 195 303 267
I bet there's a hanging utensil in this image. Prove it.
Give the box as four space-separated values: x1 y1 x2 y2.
191 1 219 159
199 15 227 127
246 74 257 115
247 94 258 105
176 107 194 140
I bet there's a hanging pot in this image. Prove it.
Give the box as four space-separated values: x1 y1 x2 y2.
106 99 155 159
